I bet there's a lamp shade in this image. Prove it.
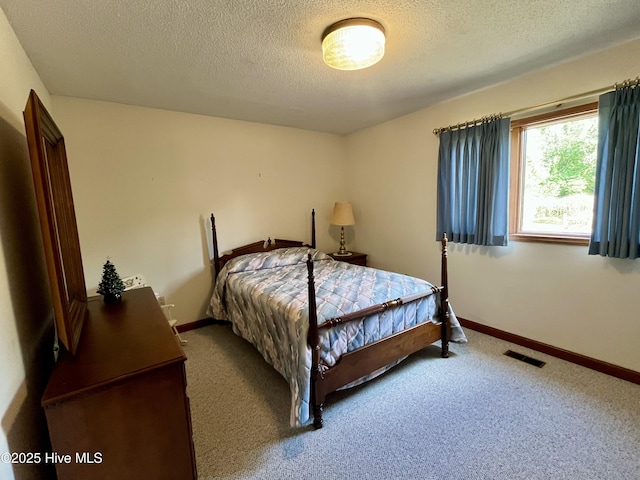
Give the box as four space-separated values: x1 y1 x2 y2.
331 202 355 226
322 18 385 71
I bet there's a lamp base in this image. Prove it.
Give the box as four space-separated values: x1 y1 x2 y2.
334 226 352 257
333 251 353 257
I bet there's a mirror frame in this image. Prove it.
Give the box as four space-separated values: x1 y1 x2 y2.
24 90 87 355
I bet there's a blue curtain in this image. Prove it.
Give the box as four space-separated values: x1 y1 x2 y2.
589 86 640 259
437 117 510 246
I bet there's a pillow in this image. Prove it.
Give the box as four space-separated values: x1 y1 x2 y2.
223 247 330 274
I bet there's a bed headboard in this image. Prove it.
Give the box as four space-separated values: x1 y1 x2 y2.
210 209 316 278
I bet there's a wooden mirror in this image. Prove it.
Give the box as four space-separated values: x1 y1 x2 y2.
24 90 87 355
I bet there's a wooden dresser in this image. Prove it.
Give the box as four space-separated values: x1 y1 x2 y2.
41 287 197 480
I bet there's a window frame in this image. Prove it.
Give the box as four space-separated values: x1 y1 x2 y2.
509 102 599 245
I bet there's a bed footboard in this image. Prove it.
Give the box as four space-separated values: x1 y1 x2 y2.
306 233 451 429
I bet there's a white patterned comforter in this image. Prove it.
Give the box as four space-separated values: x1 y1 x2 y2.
208 247 466 426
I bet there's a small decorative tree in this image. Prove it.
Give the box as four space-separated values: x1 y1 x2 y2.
97 259 125 303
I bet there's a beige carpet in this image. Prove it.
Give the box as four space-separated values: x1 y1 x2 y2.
183 324 640 480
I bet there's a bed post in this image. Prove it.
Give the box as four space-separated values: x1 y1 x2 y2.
440 233 450 358
311 209 316 249
211 214 220 278
306 254 324 429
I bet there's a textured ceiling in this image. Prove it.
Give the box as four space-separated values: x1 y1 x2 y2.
3 1 640 134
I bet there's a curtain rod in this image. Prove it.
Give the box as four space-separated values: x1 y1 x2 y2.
432 77 640 136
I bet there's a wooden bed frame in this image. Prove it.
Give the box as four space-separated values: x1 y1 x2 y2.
210 210 450 429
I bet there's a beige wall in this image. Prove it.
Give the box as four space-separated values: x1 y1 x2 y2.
51 97 348 324
346 38 640 372
0 7 55 480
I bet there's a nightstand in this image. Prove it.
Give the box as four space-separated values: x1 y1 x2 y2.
328 251 367 266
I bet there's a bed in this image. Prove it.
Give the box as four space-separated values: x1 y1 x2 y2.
208 210 466 428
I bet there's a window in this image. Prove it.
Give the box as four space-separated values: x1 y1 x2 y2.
510 102 598 244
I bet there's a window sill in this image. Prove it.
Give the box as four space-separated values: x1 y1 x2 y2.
510 233 589 246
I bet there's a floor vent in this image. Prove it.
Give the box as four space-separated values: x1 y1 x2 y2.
504 350 546 368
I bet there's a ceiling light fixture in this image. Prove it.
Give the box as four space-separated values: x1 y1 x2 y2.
321 18 385 71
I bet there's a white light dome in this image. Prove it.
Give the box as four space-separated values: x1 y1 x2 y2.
322 19 385 71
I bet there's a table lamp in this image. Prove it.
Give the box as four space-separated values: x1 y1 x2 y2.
330 202 355 256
